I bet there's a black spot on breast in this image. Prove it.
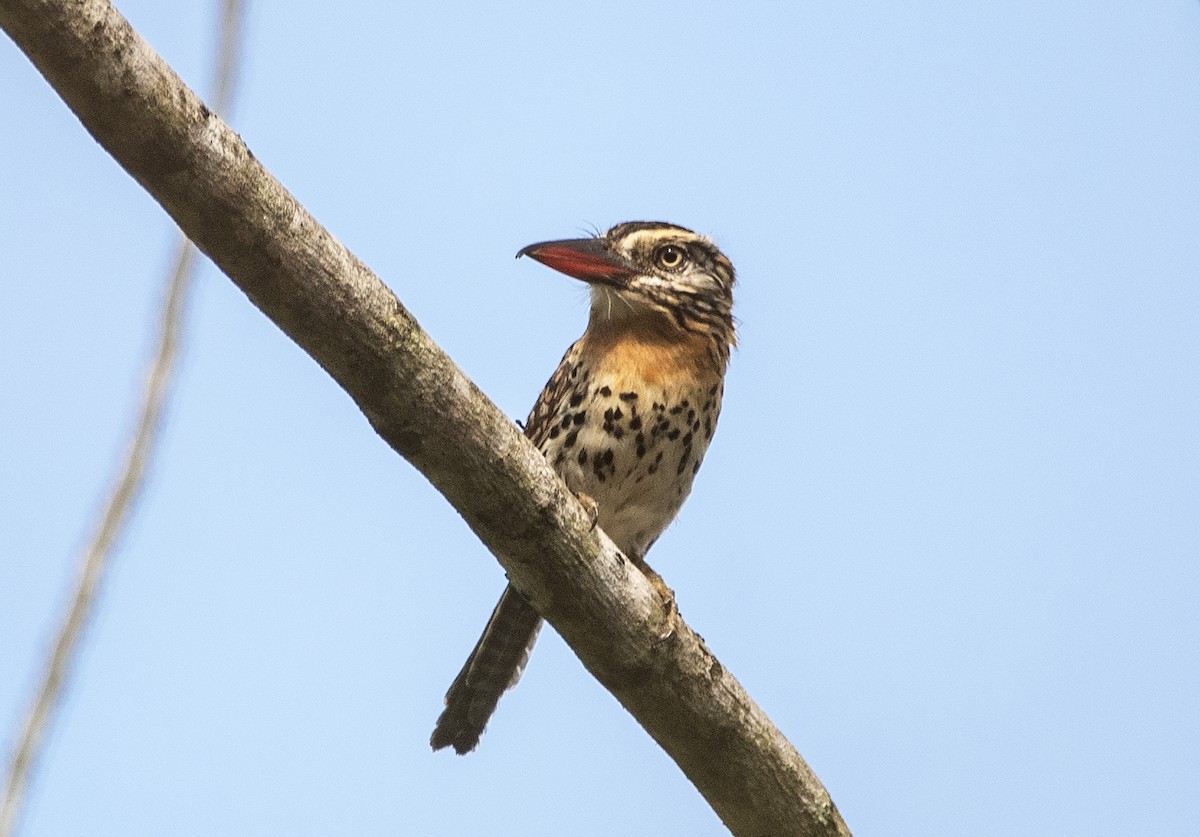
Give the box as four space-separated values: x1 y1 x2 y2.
667 428 680 441
603 408 618 434
560 414 572 430
687 409 696 424
573 411 586 426
704 416 713 440
692 460 701 474
592 450 612 482
549 425 561 439
677 451 692 475
577 448 587 465
568 391 584 407
629 416 642 431
612 407 623 421
599 385 612 397
619 392 638 402
669 404 684 416
681 431 693 447
564 429 578 448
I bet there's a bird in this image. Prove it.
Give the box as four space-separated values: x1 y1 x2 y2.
430 221 736 755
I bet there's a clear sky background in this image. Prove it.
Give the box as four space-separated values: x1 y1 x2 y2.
3 2 1199 835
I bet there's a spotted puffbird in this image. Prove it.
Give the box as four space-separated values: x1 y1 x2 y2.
430 221 736 754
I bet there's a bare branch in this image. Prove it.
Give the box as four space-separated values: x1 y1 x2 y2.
0 2 850 834
0 2 246 835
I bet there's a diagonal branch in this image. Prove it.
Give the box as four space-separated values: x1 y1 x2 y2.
0 3 245 835
0 2 850 835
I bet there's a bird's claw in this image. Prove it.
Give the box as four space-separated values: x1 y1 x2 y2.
574 490 599 529
646 571 679 643
654 592 679 643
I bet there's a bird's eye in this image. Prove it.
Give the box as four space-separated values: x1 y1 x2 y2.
655 245 686 270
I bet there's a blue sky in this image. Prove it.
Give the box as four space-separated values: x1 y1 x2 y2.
3 2 1198 834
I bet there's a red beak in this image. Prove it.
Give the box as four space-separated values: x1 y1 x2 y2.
516 236 636 283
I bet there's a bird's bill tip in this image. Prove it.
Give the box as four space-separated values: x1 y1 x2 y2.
516 237 634 282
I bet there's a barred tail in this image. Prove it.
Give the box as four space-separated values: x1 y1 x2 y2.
430 584 542 754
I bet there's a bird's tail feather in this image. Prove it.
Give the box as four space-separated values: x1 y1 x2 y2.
430 584 542 754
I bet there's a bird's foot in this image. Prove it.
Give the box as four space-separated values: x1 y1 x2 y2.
642 565 679 642
573 490 599 529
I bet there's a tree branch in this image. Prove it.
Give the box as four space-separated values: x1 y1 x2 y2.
1 2 850 834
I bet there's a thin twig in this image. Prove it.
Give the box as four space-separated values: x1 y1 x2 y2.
0 3 246 834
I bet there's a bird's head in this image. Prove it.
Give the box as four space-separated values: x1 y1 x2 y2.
517 221 736 351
